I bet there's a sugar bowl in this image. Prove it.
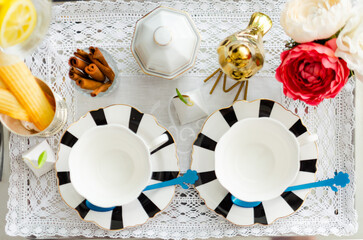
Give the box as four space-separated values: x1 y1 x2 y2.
131 6 201 80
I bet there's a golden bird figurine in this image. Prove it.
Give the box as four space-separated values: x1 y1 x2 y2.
205 12 272 101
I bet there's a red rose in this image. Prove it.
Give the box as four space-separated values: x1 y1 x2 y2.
276 39 350 106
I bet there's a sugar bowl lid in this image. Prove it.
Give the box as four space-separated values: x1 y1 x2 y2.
131 6 201 80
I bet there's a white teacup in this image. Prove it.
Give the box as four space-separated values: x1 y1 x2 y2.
69 124 168 208
215 118 316 202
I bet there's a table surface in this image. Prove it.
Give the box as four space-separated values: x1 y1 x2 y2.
1 0 363 239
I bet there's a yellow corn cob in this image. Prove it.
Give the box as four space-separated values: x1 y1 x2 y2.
0 62 54 130
0 88 30 121
0 79 6 89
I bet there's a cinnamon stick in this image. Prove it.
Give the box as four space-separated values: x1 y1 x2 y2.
70 67 88 78
89 47 115 81
91 82 112 97
69 72 101 92
85 63 105 82
74 49 91 63
89 47 109 66
69 71 89 82
77 78 104 90
69 57 88 71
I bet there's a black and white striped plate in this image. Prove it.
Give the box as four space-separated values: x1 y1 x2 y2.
190 99 317 225
56 105 179 230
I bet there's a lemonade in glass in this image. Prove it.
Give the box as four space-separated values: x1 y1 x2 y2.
0 0 51 56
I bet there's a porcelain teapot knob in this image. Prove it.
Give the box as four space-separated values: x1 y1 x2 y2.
154 26 172 46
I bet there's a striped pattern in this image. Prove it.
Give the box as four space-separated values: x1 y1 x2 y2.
151 131 174 155
220 107 238 127
111 207 123 230
129 108 144 133
194 171 217 187
253 203 268 224
75 200 91 218
152 171 179 182
138 193 161 218
56 105 179 230
60 131 78 148
90 108 108 126
214 193 234 218
289 119 307 137
299 159 317 173
57 171 71 185
281 191 304 211
259 100 274 118
191 99 317 225
194 133 217 151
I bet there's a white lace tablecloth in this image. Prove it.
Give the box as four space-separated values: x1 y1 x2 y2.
5 0 358 239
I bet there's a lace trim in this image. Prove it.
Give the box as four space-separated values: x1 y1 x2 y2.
5 0 357 238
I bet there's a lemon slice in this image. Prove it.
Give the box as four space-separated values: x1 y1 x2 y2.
0 0 37 48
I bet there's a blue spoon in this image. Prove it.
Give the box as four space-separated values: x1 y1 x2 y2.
231 171 350 208
86 169 198 212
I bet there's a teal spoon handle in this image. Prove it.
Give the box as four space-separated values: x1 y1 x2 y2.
232 172 350 208
285 171 350 192
144 169 198 191
86 170 199 212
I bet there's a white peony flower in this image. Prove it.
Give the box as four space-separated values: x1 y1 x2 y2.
335 2 363 81
281 0 352 43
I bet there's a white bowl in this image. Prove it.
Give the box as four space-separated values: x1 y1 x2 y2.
57 104 180 230
131 6 201 80
215 117 300 202
68 124 156 208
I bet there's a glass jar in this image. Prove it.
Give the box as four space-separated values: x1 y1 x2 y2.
0 0 52 56
0 78 68 137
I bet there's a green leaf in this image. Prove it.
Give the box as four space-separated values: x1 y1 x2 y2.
176 88 188 105
37 151 47 168
285 39 299 50
349 70 355 79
